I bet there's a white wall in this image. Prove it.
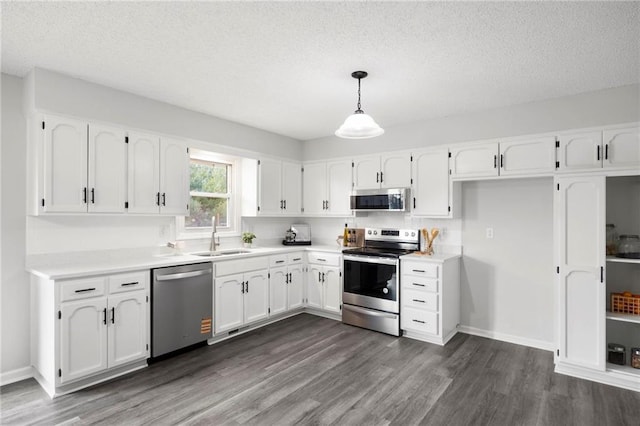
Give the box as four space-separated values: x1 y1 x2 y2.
1 74 31 382
460 178 554 349
302 84 640 160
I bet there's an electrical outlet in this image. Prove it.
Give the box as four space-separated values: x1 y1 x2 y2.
486 228 494 239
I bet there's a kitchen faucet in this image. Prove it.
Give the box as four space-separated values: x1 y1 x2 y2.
210 216 220 252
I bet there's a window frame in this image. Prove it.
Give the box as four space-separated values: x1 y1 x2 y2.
176 149 240 239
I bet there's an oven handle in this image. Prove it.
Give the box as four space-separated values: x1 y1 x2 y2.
342 304 398 319
343 254 398 266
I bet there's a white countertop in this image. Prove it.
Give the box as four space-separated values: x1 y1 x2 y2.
27 244 344 280
400 252 461 262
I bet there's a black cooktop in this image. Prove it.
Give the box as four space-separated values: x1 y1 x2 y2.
342 247 415 259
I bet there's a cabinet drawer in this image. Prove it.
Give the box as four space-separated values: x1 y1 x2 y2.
402 289 438 312
216 256 269 277
269 255 288 268
60 277 107 302
307 252 340 267
402 275 439 293
402 260 439 278
287 253 304 264
401 308 438 335
109 271 148 294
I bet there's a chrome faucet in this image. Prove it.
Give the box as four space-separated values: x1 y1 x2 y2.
210 216 220 252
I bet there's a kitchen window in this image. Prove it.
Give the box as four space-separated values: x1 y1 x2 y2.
177 149 239 238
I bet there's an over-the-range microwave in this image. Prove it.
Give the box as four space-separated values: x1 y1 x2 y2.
350 188 408 212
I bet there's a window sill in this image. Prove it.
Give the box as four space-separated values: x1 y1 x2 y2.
177 230 241 240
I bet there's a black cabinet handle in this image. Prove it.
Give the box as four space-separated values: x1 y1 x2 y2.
413 197 416 209
156 192 160 206
110 307 115 324
322 272 325 282
83 187 87 203
246 281 249 293
317 258 326 262
280 200 283 209
241 281 245 294
376 172 379 183
605 144 609 160
318 272 322 282
412 269 426 273
75 288 96 293
293 258 301 261
324 200 328 210
288 272 292 282
380 172 383 183
493 155 497 169
91 188 95 204
121 282 139 287
597 145 601 161
412 299 426 303
285 273 289 284
102 308 107 325
500 154 504 169
412 283 425 287
161 193 166 206
412 319 425 324
275 260 285 264
601 266 604 283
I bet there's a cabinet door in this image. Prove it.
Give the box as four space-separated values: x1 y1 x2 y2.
282 161 302 215
323 267 342 314
450 143 499 179
127 132 160 214
269 267 288 316
258 158 283 215
107 291 148 368
214 274 244 333
381 153 411 189
302 162 327 215
352 155 380 190
88 124 127 213
159 138 189 215
557 132 603 172
43 115 88 212
326 160 353 215
287 265 304 310
603 127 640 169
556 176 605 370
306 266 323 309
412 148 450 217
244 270 269 324
60 298 108 383
499 137 556 176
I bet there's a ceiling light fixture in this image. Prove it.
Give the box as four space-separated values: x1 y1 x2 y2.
335 71 384 139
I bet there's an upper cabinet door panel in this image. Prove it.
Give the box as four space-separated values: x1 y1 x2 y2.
412 148 450 217
326 159 353 215
603 127 640 169
352 155 380 190
499 137 556 176
557 131 603 172
43 116 88 212
380 153 411 189
127 132 160 214
258 158 282 215
450 143 499 179
159 138 189 215
302 162 327 215
281 161 302 214
88 124 126 213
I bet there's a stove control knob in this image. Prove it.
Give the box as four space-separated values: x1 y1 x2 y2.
367 230 372 235
404 231 409 236
373 230 378 235
411 232 416 237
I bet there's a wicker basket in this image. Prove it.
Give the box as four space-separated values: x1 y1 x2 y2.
611 293 640 316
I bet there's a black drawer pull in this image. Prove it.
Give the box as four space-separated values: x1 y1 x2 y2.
75 288 96 293
412 319 426 324
102 308 107 324
412 269 426 273
317 258 327 262
293 258 301 261
412 299 426 303
121 282 139 287
275 260 285 264
412 283 425 287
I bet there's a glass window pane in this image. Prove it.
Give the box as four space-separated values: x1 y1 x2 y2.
186 196 228 228
190 162 228 193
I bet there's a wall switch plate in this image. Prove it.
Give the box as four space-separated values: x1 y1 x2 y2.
486 228 494 239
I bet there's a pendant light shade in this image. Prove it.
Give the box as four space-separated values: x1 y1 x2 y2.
335 71 384 139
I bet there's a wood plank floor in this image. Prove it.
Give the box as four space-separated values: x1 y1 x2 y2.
2 314 639 425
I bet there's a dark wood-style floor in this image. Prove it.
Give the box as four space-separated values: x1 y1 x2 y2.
2 314 639 425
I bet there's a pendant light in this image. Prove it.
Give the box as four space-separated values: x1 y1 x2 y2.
335 71 384 139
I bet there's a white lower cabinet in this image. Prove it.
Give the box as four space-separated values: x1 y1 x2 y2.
306 252 342 314
400 256 460 345
269 253 305 316
31 270 150 397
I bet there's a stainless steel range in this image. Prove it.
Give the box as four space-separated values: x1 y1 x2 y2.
342 228 419 336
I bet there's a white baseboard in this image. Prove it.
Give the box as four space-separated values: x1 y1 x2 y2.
458 325 554 352
0 366 34 386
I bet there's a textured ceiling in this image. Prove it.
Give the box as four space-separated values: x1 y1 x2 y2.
2 2 639 141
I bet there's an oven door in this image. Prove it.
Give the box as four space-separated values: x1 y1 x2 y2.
343 254 399 313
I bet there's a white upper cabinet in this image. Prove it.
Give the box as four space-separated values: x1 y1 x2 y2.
411 147 450 217
302 159 352 216
450 142 499 179
257 159 302 216
499 137 556 176
557 131 603 172
43 116 88 213
353 153 411 190
603 126 640 169
127 133 189 215
88 124 127 213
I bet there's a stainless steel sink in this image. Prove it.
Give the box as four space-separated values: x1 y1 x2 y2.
191 250 251 257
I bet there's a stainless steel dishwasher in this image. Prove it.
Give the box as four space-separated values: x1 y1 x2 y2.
151 262 213 358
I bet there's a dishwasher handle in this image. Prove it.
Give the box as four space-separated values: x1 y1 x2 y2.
156 269 212 281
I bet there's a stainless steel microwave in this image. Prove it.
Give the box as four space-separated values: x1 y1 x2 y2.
350 188 407 212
